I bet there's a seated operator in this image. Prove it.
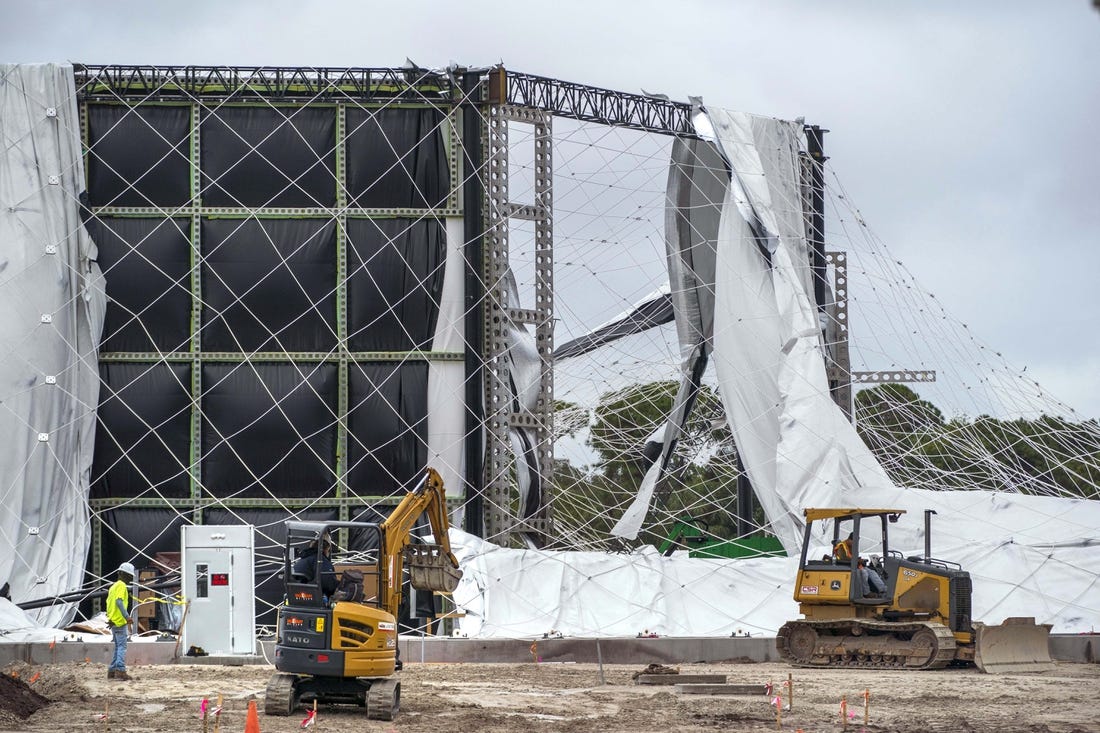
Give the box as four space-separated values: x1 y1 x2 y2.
293 534 338 597
858 557 887 597
833 532 854 563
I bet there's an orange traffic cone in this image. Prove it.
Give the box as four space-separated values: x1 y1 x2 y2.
244 699 261 733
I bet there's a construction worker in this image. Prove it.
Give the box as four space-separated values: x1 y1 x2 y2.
107 562 136 681
834 532 854 563
294 534 337 597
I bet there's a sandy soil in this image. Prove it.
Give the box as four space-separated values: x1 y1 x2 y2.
3 658 1098 733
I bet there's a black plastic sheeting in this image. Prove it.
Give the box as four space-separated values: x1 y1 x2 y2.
92 363 193 499
201 218 337 352
346 107 450 209
200 106 337 208
86 105 191 207
347 217 445 351
200 363 338 497
90 217 193 353
85 100 451 601
553 291 675 360
347 362 428 496
95 506 187 578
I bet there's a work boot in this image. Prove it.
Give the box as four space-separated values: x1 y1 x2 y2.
115 671 133 681
107 669 116 680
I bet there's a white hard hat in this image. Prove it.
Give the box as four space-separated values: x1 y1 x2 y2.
118 562 136 576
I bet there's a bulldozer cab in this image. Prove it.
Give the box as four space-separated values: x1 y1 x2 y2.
795 508 902 610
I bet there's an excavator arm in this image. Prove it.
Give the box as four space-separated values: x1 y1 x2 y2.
377 467 462 618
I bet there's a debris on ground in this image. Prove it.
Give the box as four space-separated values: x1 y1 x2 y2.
631 663 680 680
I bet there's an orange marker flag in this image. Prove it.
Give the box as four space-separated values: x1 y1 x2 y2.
244 699 261 733
30 672 40 684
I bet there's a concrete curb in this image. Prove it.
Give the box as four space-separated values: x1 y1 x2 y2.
1 634 1094 667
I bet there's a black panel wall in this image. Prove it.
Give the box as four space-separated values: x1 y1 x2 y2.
200 106 337 208
92 362 193 499
201 218 338 352
87 105 191 208
347 362 429 496
84 93 455 617
200 363 338 497
346 107 450 209
347 217 446 351
91 217 193 353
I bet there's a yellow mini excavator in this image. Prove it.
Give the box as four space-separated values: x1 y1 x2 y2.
264 467 461 720
777 508 1053 673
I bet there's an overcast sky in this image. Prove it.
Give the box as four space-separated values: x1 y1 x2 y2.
5 0 1099 419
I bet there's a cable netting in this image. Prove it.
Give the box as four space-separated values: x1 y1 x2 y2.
1 64 1096 639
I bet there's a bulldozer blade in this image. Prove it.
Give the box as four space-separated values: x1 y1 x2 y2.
973 617 1054 673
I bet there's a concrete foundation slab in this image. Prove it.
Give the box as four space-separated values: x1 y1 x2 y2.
676 683 768 695
635 673 727 685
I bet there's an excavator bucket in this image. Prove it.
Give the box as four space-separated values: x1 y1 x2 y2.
973 617 1054 673
406 544 461 593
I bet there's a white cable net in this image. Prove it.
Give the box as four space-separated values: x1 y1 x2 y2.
1 64 1096 640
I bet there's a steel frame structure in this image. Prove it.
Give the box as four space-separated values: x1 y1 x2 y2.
76 67 466 579
74 64 889 555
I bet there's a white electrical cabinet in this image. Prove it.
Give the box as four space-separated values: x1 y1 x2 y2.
180 525 256 655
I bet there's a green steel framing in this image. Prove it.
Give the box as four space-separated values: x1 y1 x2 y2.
82 95 463 582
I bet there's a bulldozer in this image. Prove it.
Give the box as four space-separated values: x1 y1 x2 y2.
264 467 461 720
776 507 1053 672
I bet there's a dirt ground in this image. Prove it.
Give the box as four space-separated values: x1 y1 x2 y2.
2 658 1098 733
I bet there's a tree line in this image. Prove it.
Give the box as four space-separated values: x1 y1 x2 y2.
550 382 1100 547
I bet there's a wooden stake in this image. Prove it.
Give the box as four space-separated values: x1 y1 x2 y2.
787 672 793 711
173 600 191 659
775 692 782 729
595 638 606 686
201 698 208 733
863 688 870 726
313 698 318 728
840 695 848 730
104 700 110 733
213 693 223 733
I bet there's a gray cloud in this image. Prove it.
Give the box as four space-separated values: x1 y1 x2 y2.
4 0 1097 417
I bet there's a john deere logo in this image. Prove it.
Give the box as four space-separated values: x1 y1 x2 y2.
830 580 842 591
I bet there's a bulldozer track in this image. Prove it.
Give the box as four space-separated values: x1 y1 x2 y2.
777 619 957 670
264 672 298 716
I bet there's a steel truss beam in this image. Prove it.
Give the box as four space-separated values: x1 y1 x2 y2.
74 65 697 137
74 65 455 102
503 70 694 136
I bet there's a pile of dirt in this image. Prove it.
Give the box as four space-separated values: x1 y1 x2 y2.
0 673 51 719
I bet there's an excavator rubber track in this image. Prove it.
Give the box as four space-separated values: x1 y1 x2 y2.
366 678 400 721
264 672 298 716
777 619 957 670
